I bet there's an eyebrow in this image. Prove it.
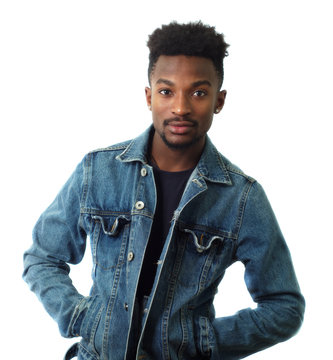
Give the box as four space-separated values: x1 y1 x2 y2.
192 80 212 87
155 78 212 87
156 78 174 86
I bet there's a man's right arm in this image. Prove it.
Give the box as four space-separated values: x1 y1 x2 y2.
23 157 96 338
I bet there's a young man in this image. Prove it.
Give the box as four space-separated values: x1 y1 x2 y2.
23 21 305 360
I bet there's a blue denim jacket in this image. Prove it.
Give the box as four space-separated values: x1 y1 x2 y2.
23 127 305 360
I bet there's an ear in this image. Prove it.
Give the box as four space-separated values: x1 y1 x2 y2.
215 90 227 114
145 87 152 109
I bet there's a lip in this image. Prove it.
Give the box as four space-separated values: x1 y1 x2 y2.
166 121 195 135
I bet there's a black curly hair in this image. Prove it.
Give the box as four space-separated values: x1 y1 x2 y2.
147 21 229 89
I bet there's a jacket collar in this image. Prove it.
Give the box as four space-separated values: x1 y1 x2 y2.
116 126 232 185
196 136 232 185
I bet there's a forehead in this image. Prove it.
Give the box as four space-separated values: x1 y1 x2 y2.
151 55 218 86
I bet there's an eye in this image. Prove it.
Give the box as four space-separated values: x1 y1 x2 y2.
159 89 172 96
193 89 207 97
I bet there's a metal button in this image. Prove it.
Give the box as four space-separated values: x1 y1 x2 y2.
141 168 147 177
135 201 144 210
127 251 134 262
124 303 128 311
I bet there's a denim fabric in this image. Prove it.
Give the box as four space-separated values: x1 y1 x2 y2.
23 126 305 360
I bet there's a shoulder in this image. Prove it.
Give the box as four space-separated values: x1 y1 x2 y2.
202 136 256 186
88 139 133 155
75 139 135 172
219 153 256 184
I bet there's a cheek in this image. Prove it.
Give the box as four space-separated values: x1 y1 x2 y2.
204 117 214 131
197 108 214 131
196 99 215 114
151 97 168 113
196 105 214 122
151 109 164 129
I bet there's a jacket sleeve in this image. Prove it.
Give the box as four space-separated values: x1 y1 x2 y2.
23 156 95 338
213 181 305 359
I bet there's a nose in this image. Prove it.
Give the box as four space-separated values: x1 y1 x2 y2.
172 93 191 116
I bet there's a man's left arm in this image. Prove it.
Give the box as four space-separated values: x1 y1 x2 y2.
213 181 305 359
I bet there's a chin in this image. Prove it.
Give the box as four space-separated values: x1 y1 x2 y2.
161 134 202 150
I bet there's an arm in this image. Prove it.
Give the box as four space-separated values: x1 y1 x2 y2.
214 181 305 359
23 156 96 338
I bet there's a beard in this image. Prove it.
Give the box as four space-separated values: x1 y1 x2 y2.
158 117 203 150
159 131 203 149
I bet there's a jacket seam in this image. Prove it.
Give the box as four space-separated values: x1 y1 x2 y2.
176 220 237 240
234 180 256 240
215 149 231 180
226 165 256 183
81 152 92 207
88 143 130 154
80 208 154 220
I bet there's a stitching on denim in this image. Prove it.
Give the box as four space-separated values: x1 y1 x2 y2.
183 229 224 253
88 143 129 154
177 306 188 359
78 153 92 237
177 220 235 240
92 215 130 236
130 210 154 219
161 236 187 360
199 316 211 356
89 304 104 355
92 221 129 271
226 164 256 183
115 139 149 163
116 138 135 158
69 297 86 337
101 222 129 358
91 220 101 275
234 180 255 239
78 342 98 360
215 148 232 180
197 243 220 294
176 173 207 213
81 153 92 207
81 208 132 216
81 208 155 220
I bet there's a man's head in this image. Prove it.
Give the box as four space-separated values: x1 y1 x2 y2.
147 21 229 89
146 21 229 154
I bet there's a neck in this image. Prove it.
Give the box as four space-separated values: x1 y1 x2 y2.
150 132 204 172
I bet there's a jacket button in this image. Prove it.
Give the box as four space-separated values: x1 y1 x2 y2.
135 201 144 210
124 303 129 311
127 251 134 262
141 168 147 177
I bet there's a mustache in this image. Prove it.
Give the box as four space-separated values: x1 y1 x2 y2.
163 117 198 126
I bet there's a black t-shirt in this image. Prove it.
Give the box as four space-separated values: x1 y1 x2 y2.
136 165 193 301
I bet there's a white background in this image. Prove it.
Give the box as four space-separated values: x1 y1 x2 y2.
1 0 332 359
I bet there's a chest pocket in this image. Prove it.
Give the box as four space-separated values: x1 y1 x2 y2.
176 225 235 291
91 214 131 271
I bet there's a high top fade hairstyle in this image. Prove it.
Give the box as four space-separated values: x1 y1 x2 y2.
147 21 229 89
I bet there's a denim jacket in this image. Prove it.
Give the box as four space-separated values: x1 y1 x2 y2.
23 127 305 360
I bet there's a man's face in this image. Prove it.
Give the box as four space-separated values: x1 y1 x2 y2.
145 55 226 150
